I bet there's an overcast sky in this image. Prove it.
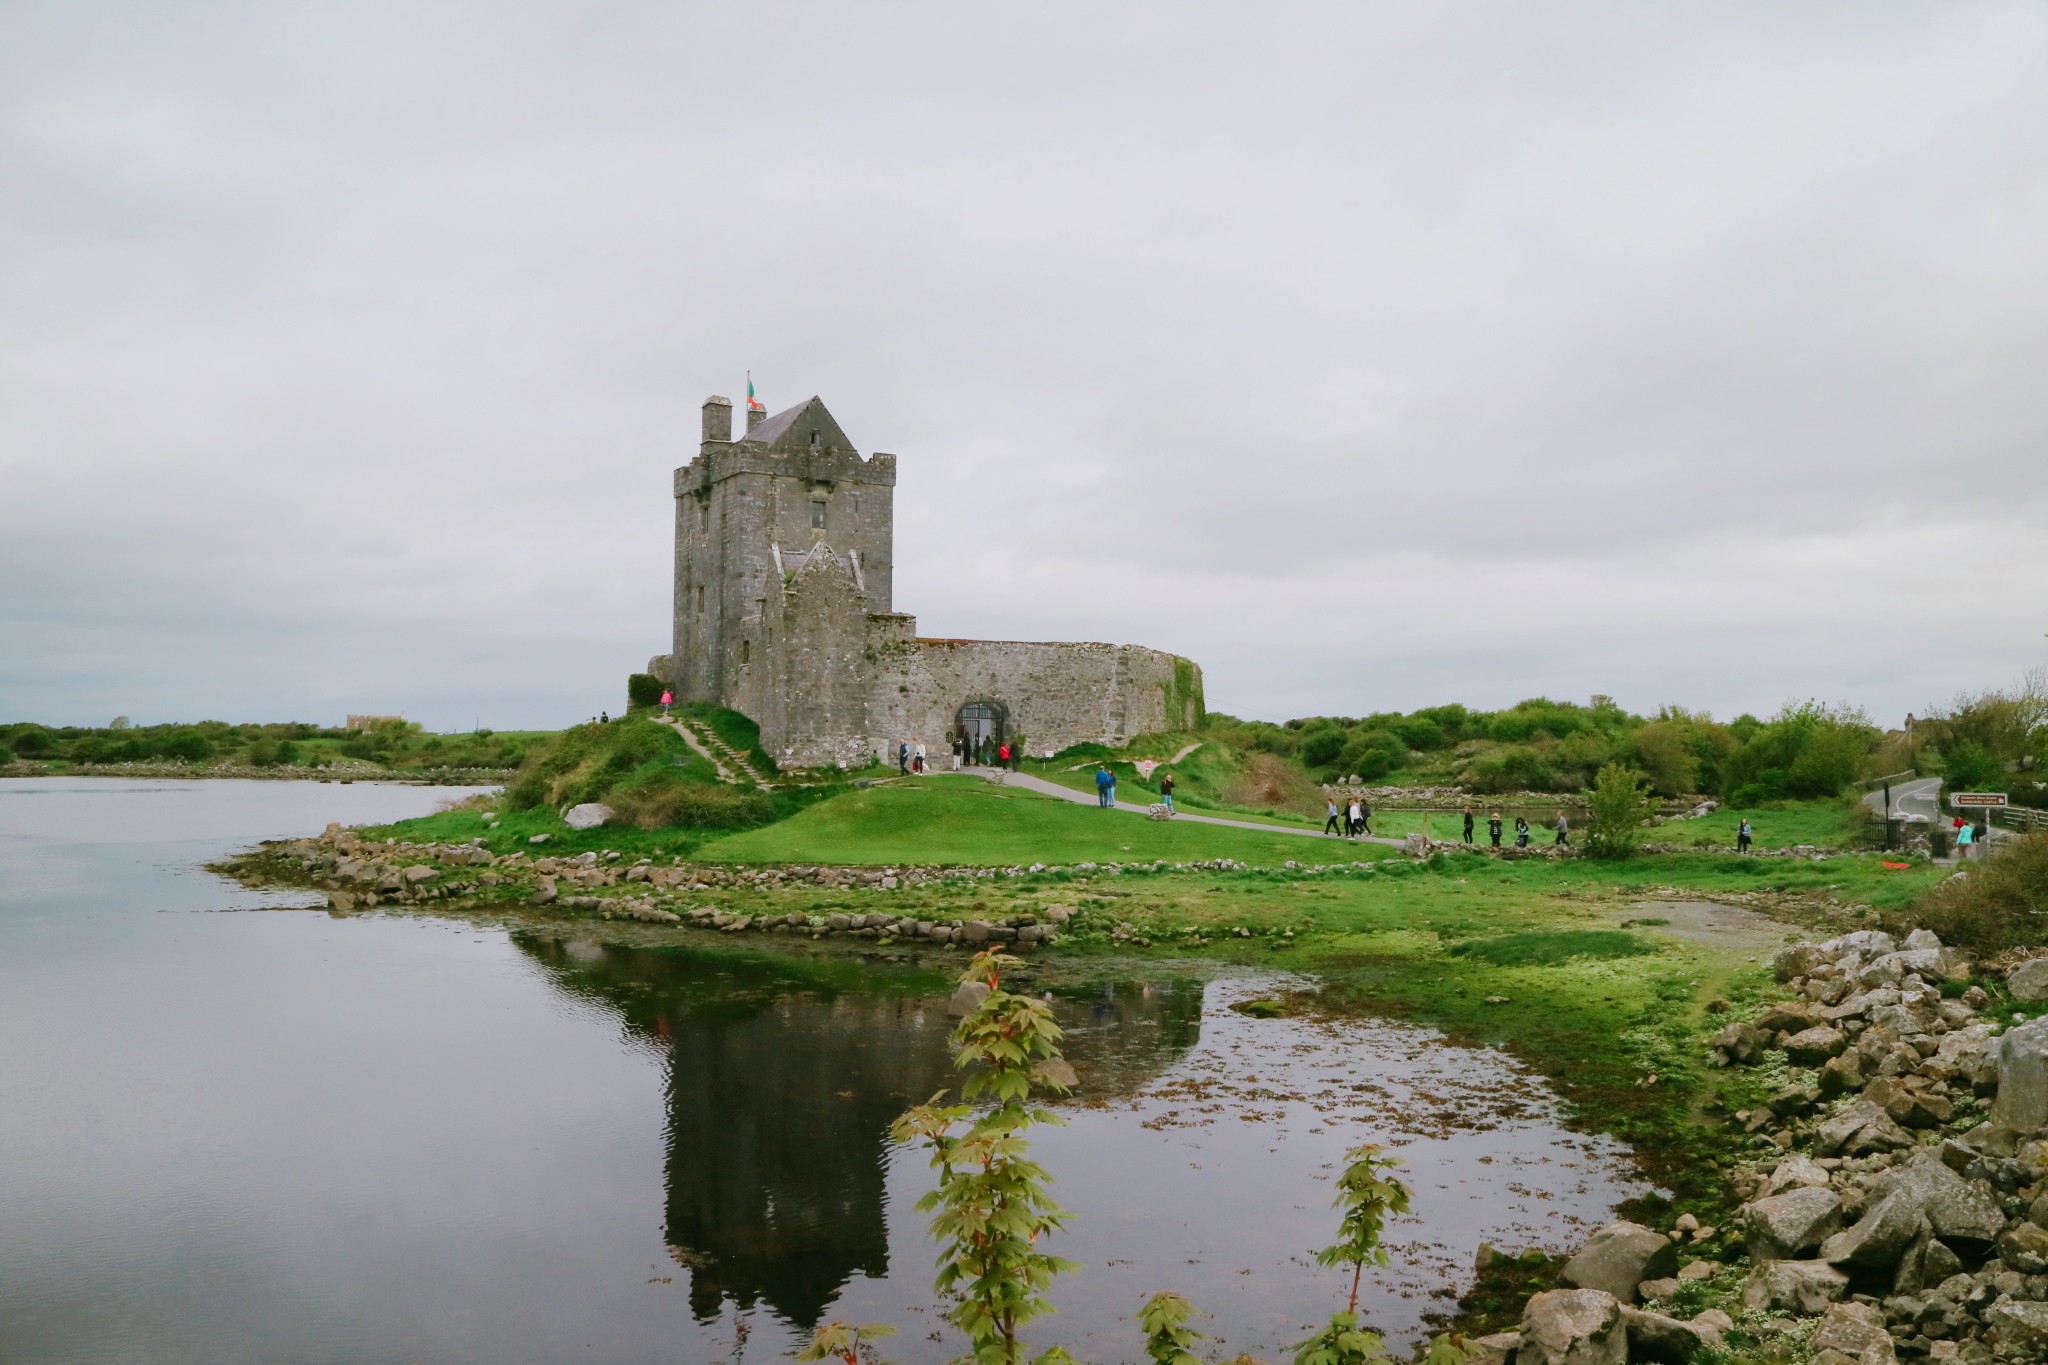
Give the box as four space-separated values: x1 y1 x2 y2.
3 1 2045 733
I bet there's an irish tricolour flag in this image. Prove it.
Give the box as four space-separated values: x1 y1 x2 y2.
746 374 763 412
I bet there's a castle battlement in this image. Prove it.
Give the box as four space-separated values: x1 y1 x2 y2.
662 388 1201 768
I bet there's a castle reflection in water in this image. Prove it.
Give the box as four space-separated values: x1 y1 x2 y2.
518 936 1204 1328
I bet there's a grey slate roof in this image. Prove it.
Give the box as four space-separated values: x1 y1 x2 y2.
741 398 817 448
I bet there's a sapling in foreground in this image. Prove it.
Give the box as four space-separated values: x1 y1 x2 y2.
893 950 1077 1365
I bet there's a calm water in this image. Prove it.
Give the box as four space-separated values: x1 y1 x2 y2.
0 778 1647 1364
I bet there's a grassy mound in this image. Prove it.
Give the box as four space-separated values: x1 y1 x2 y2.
694 777 1397 867
502 716 774 831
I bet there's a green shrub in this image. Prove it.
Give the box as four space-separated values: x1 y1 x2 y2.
626 672 665 709
1300 726 1347 769
248 738 281 766
160 728 215 763
1337 729 1406 781
1722 701 1876 802
1941 740 2007 796
608 776 775 830
8 725 58 759
1586 761 1652 859
1889 831 2048 955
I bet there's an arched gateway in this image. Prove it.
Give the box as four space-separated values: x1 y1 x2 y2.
955 701 1006 763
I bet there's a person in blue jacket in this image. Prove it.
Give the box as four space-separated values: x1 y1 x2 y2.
1095 765 1115 808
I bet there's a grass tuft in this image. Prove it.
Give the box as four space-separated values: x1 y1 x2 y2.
1447 929 1660 967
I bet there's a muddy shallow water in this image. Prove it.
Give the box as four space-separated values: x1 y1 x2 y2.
1 778 1647 1364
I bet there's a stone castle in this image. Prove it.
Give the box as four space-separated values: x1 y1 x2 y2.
649 391 1203 769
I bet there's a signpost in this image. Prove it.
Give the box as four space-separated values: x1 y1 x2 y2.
1949 793 2009 809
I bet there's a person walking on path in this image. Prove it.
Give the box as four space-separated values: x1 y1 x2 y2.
1358 798 1372 836
1159 772 1175 814
1736 818 1752 853
1325 797 1344 836
659 689 672 718
913 741 926 774
1010 735 1025 771
1514 816 1530 848
1957 820 1975 860
1095 765 1115 808
898 741 910 775
950 736 962 771
1462 805 1475 844
1554 810 1569 847
1347 797 1363 837
1488 811 1503 848
997 741 1011 770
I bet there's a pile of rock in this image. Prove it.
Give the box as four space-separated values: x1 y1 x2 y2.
1479 928 2048 1363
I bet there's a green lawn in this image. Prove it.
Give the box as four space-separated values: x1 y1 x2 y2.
694 778 1397 866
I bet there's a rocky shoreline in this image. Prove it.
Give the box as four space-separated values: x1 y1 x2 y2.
1469 928 2048 1365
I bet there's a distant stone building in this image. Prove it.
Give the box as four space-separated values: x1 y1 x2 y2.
345 714 405 731
650 392 1203 769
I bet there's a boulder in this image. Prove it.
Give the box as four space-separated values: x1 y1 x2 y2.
1991 1017 2048 1136
1747 1186 1845 1261
1617 1306 1711 1365
1811 1301 1897 1364
1743 1259 1848 1315
1828 930 1898 961
1817 1100 1914 1158
530 876 558 905
401 864 437 883
1820 1190 1928 1270
1763 1154 1835 1196
948 981 991 1017
961 921 993 945
1518 1288 1628 1365
1994 1221 2048 1274
1559 1222 1677 1302
1904 928 1944 951
1819 1054 1868 1095
1985 1299 2048 1358
1776 942 1829 982
1891 1230 1964 1295
1869 1150 2008 1247
562 803 611 830
1785 1026 1850 1065
2008 958 2048 1005
1711 1020 1766 1065
1884 1088 1955 1129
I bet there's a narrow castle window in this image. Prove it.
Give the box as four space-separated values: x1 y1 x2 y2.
810 499 827 528
852 492 861 513
741 639 750 665
699 501 709 533
696 586 704 613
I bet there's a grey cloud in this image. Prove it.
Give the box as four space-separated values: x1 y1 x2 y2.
2 1 2045 731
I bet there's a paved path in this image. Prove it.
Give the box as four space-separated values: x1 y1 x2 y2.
956 766 1404 849
1863 776 2016 844
1863 776 1943 823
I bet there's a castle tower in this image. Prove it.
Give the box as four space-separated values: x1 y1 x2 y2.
671 394 897 705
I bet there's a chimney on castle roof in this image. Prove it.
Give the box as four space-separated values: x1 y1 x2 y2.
746 402 766 434
702 396 733 444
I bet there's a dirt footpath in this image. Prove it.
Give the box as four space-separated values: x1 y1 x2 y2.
1599 898 1794 957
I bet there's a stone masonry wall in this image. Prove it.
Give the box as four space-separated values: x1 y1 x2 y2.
670 390 1204 770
